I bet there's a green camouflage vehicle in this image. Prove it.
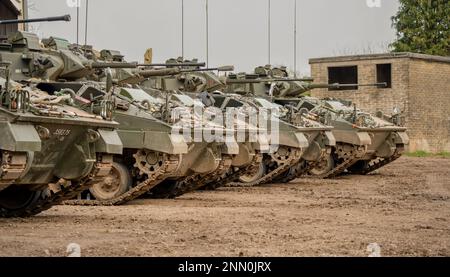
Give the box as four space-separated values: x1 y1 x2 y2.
15 39 243 202
95 53 266 195
256 66 409 177
0 64 122 217
1 31 186 204
138 59 336 185
0 16 123 217
221 73 336 184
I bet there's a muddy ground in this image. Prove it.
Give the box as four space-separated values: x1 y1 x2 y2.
0 157 449 257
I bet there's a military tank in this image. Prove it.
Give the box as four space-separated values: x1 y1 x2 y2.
17 40 243 202
138 59 337 186
254 65 409 177
94 53 266 196
0 30 186 205
0 15 125 217
220 73 336 185
0 58 122 217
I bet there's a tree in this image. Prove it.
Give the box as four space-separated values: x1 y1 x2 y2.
391 0 449 56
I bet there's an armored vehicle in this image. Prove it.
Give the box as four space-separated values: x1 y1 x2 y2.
0 16 123 216
0 63 121 217
94 53 266 196
221 73 336 184
254 66 409 177
10 39 242 202
138 60 336 186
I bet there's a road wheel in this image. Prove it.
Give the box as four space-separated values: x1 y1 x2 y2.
89 162 132 201
238 162 267 184
309 154 335 176
0 186 45 218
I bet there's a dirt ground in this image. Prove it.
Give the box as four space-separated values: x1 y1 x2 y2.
0 157 449 257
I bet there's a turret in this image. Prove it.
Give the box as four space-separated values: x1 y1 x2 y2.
225 73 386 97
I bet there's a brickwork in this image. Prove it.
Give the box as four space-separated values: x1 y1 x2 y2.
309 53 450 153
407 59 450 152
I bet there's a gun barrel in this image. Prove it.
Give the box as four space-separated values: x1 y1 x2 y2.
327 82 388 89
180 65 234 73
271 78 315 82
180 68 216 73
138 62 206 67
84 62 138 69
0 15 71 25
226 79 261 84
138 68 181 77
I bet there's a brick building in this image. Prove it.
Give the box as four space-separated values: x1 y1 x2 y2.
0 0 26 40
309 52 450 153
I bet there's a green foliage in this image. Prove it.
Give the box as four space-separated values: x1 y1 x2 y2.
406 151 450 158
391 0 450 56
437 151 450 158
406 151 431 157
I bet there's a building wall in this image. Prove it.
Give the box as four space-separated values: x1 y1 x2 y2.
310 58 410 116
407 59 450 152
310 56 450 153
0 1 19 39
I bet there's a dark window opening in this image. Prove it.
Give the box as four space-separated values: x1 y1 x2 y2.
328 66 358 91
376 64 392 88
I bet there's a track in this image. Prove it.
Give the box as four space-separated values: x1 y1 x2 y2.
0 155 112 218
311 144 367 179
226 147 303 187
148 155 233 199
349 148 403 175
63 154 180 206
202 153 263 190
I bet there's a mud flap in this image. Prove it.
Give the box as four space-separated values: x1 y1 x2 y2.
324 131 336 147
222 138 239 155
252 135 270 153
278 132 309 150
95 129 123 155
393 132 410 145
0 122 41 152
143 132 188 154
333 130 372 146
232 143 254 167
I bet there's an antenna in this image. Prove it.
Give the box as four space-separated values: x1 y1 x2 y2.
76 4 79 44
293 0 297 78
181 0 185 58
205 0 209 67
84 0 89 46
268 0 271 65
22 0 29 31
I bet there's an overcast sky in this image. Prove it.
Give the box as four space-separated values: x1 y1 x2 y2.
28 0 400 75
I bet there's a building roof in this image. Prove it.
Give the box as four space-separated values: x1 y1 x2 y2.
2 0 22 15
309 52 450 65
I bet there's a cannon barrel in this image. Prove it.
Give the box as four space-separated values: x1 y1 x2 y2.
226 77 386 88
0 15 71 25
324 82 387 89
271 78 314 82
226 79 261 84
138 62 206 67
180 65 234 73
227 78 315 84
275 82 388 97
84 61 138 69
136 65 234 78
137 68 181 77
